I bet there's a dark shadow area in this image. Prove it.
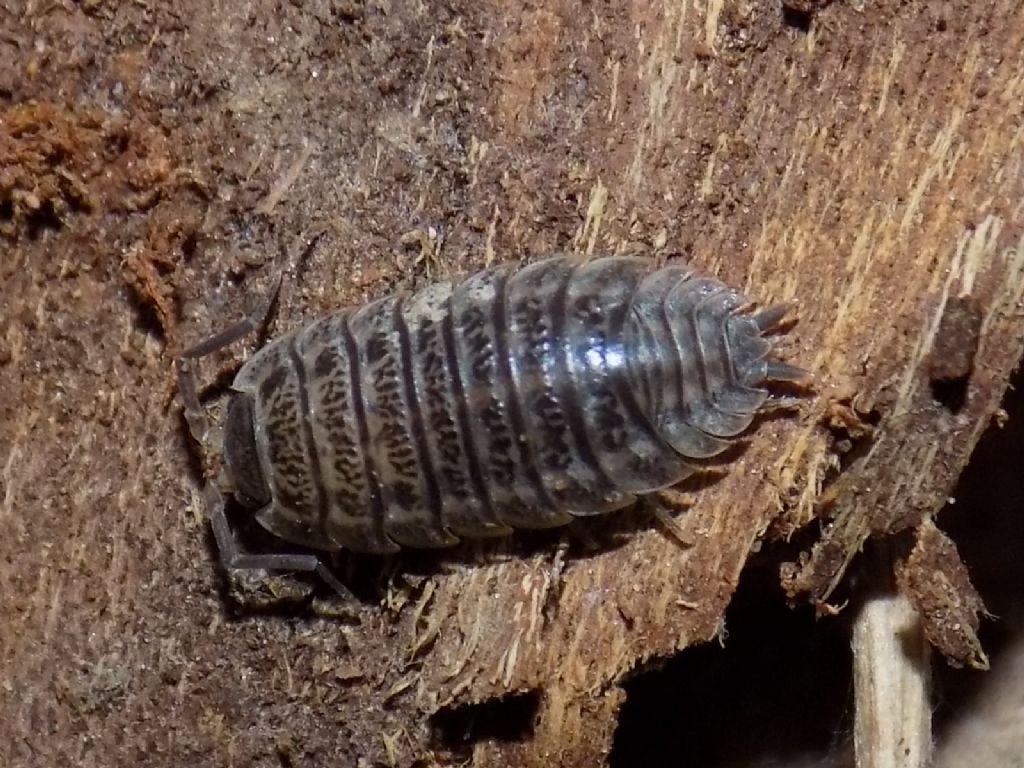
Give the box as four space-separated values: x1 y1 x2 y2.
932 363 1024 739
781 5 814 33
24 197 64 239
429 689 541 758
611 561 853 768
930 376 969 413
928 295 983 415
124 283 173 348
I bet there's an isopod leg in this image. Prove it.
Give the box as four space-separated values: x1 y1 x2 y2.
180 271 284 360
645 491 696 549
176 356 214 448
179 232 325 361
203 482 355 600
542 535 571 620
175 266 285 446
652 505 695 549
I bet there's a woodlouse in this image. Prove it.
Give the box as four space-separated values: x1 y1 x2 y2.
178 255 804 592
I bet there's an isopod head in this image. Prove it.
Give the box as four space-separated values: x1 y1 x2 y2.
223 392 272 508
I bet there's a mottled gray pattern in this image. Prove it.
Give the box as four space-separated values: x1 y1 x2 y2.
226 255 801 554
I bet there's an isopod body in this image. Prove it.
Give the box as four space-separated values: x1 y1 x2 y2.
209 255 802 558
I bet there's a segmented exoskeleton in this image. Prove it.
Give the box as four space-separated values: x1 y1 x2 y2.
177 255 804 591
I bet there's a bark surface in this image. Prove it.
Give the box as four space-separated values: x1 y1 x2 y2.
2 1 1022 766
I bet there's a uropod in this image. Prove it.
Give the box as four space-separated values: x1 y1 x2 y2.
178 254 805 594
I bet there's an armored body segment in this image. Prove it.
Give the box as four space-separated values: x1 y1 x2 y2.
564 257 693 495
728 312 776 388
505 258 634 515
347 296 456 549
294 312 394 553
403 281 511 538
448 265 570 530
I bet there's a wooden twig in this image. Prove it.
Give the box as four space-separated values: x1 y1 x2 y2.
853 547 932 768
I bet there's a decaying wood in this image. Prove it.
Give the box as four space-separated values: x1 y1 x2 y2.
895 519 988 670
2 1 1023 766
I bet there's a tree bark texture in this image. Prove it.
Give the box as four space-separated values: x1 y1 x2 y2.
2 1 1022 766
